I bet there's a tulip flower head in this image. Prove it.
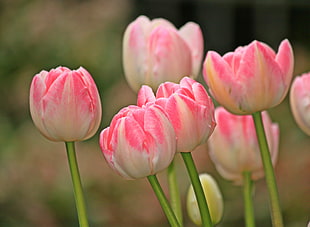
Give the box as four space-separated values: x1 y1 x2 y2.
290 72 310 136
99 103 176 179
29 66 102 142
123 15 204 92
208 107 279 184
203 39 294 114
138 77 216 153
187 173 224 225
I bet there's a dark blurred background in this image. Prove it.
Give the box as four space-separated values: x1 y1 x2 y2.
0 0 309 226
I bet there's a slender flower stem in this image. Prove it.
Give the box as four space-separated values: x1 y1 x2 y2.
168 160 183 226
243 171 255 227
147 175 181 227
65 142 89 227
181 152 213 227
252 112 283 227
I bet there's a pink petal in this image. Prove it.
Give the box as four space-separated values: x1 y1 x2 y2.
156 81 180 98
204 51 235 83
137 85 156 106
236 41 284 110
147 26 192 86
122 16 150 91
275 39 294 86
179 22 204 77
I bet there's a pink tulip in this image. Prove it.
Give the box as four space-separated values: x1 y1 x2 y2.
138 77 216 153
99 104 176 179
123 15 204 92
29 66 102 142
290 72 310 136
203 39 294 114
208 107 279 184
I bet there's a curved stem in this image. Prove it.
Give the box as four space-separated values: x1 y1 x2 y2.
252 112 283 227
147 175 181 227
181 152 213 227
65 142 89 227
243 171 255 227
168 160 183 226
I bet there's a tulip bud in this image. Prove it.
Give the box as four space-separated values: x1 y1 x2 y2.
99 103 176 179
290 72 310 136
208 107 279 184
203 39 294 114
29 66 102 142
187 173 224 225
123 15 204 92
138 77 216 153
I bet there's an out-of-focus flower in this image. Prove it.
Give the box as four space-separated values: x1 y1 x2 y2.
208 107 279 184
138 77 216 153
187 173 224 225
29 66 102 142
99 104 176 179
203 39 294 114
290 72 310 136
123 15 204 92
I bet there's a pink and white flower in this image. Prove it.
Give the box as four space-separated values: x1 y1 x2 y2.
138 77 216 152
99 104 176 179
203 39 294 114
123 15 204 92
29 66 102 142
290 72 310 136
208 107 279 184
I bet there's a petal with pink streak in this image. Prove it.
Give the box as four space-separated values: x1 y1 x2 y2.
113 119 152 179
166 94 204 152
123 16 150 92
137 85 156 107
190 81 212 106
156 81 180 98
275 39 294 86
179 22 204 77
148 26 192 87
29 72 49 138
204 51 241 113
290 73 310 136
100 127 113 158
223 50 243 75
208 107 279 184
236 41 284 112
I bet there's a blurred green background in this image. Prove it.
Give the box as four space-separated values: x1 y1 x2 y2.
0 0 309 226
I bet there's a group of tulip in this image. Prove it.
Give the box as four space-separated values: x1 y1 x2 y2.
29 14 309 227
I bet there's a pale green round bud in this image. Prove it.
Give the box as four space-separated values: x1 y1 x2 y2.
187 173 224 225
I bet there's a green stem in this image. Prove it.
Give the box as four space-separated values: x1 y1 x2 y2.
65 142 89 227
243 171 255 227
167 160 183 226
252 112 283 227
147 175 181 227
181 152 213 227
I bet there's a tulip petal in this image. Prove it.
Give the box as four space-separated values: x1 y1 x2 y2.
208 107 279 184
147 26 192 87
179 22 204 77
156 81 180 98
236 41 285 112
204 51 241 113
100 103 176 179
123 16 150 92
137 85 156 107
275 39 294 86
290 74 310 136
